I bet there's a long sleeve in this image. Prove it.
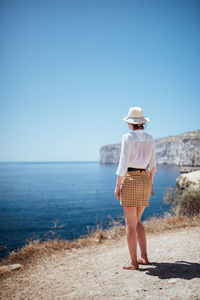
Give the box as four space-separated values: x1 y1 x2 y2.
116 135 129 176
149 140 157 172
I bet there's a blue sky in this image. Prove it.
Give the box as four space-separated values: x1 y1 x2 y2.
0 0 199 162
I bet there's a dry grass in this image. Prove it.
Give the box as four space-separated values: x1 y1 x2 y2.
1 212 200 267
143 212 200 233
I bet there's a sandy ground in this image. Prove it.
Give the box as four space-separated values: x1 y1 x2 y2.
0 226 200 300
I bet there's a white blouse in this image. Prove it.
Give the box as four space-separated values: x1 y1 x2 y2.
116 129 157 177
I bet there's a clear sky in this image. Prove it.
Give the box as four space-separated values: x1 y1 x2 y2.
0 0 199 162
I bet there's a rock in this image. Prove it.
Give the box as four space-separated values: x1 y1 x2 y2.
174 170 200 216
100 144 121 164
0 264 22 274
155 130 200 172
99 130 200 172
180 166 200 173
176 170 200 190
168 278 177 284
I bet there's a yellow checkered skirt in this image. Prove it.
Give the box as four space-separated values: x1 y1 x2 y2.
120 170 152 207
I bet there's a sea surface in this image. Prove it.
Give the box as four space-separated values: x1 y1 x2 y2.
0 162 180 259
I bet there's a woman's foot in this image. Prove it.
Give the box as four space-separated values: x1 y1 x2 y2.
137 256 149 265
123 261 139 270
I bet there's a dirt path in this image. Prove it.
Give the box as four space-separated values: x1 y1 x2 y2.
1 226 200 300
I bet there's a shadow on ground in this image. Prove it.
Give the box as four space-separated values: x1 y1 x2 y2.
139 260 200 280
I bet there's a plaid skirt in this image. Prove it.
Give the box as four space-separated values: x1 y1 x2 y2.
120 170 152 207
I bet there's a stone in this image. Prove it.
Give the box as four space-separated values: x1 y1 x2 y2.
100 144 121 164
0 263 21 274
176 170 200 190
168 278 177 284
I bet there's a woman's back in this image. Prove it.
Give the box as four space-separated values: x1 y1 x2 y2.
116 129 156 177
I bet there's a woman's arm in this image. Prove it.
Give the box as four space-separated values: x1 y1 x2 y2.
115 135 129 177
114 176 123 200
150 166 155 185
115 134 129 200
149 140 156 194
149 166 155 195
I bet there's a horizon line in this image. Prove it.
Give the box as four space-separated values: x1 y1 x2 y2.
0 160 99 163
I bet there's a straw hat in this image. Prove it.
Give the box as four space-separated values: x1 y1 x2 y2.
122 107 150 124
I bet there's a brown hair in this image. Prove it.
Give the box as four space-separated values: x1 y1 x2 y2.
131 123 145 130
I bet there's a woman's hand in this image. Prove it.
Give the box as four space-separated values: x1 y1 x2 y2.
114 175 123 200
114 185 121 200
150 167 155 195
151 184 154 195
147 167 155 195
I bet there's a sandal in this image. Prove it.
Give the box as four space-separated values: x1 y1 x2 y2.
137 257 150 265
123 262 139 270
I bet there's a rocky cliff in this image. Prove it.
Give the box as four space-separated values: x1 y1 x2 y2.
99 130 200 172
176 170 200 191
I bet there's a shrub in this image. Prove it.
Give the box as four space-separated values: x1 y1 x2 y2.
164 184 200 216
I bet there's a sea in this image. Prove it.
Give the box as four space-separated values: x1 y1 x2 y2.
0 162 180 260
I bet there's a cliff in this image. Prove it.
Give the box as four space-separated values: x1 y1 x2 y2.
100 130 200 172
176 170 200 190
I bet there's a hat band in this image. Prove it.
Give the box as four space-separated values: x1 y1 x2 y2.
126 116 145 119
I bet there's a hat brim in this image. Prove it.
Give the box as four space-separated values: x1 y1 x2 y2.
122 117 150 124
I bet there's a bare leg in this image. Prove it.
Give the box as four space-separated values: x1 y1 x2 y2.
136 206 149 263
123 207 138 268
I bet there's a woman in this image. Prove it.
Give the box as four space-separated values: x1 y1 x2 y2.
114 106 156 270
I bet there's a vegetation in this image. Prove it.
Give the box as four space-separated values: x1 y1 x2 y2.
164 184 200 216
1 181 200 267
1 212 200 267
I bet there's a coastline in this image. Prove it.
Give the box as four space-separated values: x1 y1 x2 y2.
0 213 200 300
1 167 200 299
1 212 199 267
0 163 180 259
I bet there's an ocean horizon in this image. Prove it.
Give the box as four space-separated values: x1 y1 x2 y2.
0 161 99 163
0 162 180 260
